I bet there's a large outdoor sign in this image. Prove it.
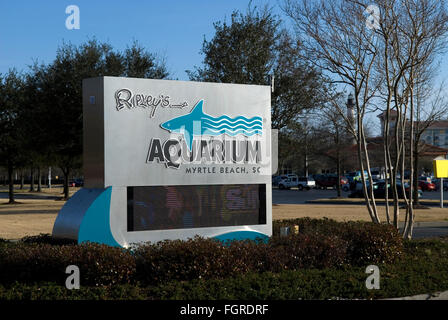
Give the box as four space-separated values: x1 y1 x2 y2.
52 77 273 247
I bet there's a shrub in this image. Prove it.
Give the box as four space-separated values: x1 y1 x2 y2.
3 237 448 301
268 233 348 270
65 243 136 286
134 237 230 285
341 222 403 265
0 243 135 286
20 233 76 246
273 217 344 237
273 218 403 265
134 233 348 285
0 282 147 300
0 219 403 286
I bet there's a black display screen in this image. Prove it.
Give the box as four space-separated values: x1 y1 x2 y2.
127 184 266 231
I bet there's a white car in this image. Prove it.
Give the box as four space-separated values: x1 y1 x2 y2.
278 174 298 190
297 177 315 190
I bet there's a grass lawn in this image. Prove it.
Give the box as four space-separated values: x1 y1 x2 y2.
2 197 448 239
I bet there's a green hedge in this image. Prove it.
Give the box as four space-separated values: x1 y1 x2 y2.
0 238 446 300
133 233 349 285
20 234 76 246
0 243 135 286
0 219 403 287
1 238 448 300
274 218 403 265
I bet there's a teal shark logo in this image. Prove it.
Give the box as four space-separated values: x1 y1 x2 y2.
160 100 263 151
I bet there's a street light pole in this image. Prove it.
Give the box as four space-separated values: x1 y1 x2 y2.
48 167 52 189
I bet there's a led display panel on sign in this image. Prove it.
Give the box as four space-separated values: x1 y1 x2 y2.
128 184 267 231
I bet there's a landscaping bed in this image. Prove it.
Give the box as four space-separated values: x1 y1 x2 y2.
0 218 447 300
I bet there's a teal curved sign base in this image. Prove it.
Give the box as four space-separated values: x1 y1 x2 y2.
78 187 120 247
52 187 120 247
213 231 269 244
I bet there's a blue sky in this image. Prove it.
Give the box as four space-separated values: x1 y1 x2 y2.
0 0 282 80
0 0 446 85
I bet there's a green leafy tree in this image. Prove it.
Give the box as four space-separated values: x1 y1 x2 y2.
31 40 169 199
0 70 27 203
187 5 327 130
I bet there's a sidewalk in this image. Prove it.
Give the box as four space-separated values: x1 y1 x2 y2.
387 290 448 300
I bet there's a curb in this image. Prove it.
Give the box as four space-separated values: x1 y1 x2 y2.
385 290 448 300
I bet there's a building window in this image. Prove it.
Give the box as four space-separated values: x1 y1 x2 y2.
434 136 440 146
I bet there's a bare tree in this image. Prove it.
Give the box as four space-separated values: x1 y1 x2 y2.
319 97 354 197
283 0 448 237
283 0 382 223
374 0 448 237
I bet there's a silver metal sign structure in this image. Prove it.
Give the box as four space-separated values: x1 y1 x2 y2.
52 76 273 247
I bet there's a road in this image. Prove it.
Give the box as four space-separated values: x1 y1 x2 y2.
407 222 448 239
272 188 349 204
272 187 444 204
0 192 59 200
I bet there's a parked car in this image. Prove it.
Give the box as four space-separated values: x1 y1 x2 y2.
374 180 422 199
434 178 448 191
348 180 378 198
370 169 383 180
315 174 348 190
346 171 370 190
403 170 411 179
297 176 315 190
349 180 422 199
272 175 282 187
418 176 432 183
278 174 299 190
418 180 436 191
69 178 84 187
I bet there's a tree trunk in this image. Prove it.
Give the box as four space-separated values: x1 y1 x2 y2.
336 150 342 198
404 70 416 240
304 135 309 177
392 110 401 229
360 120 380 223
47 167 52 188
37 167 42 192
8 161 15 204
29 167 35 192
20 171 24 189
413 149 420 206
383 129 392 224
62 167 70 200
